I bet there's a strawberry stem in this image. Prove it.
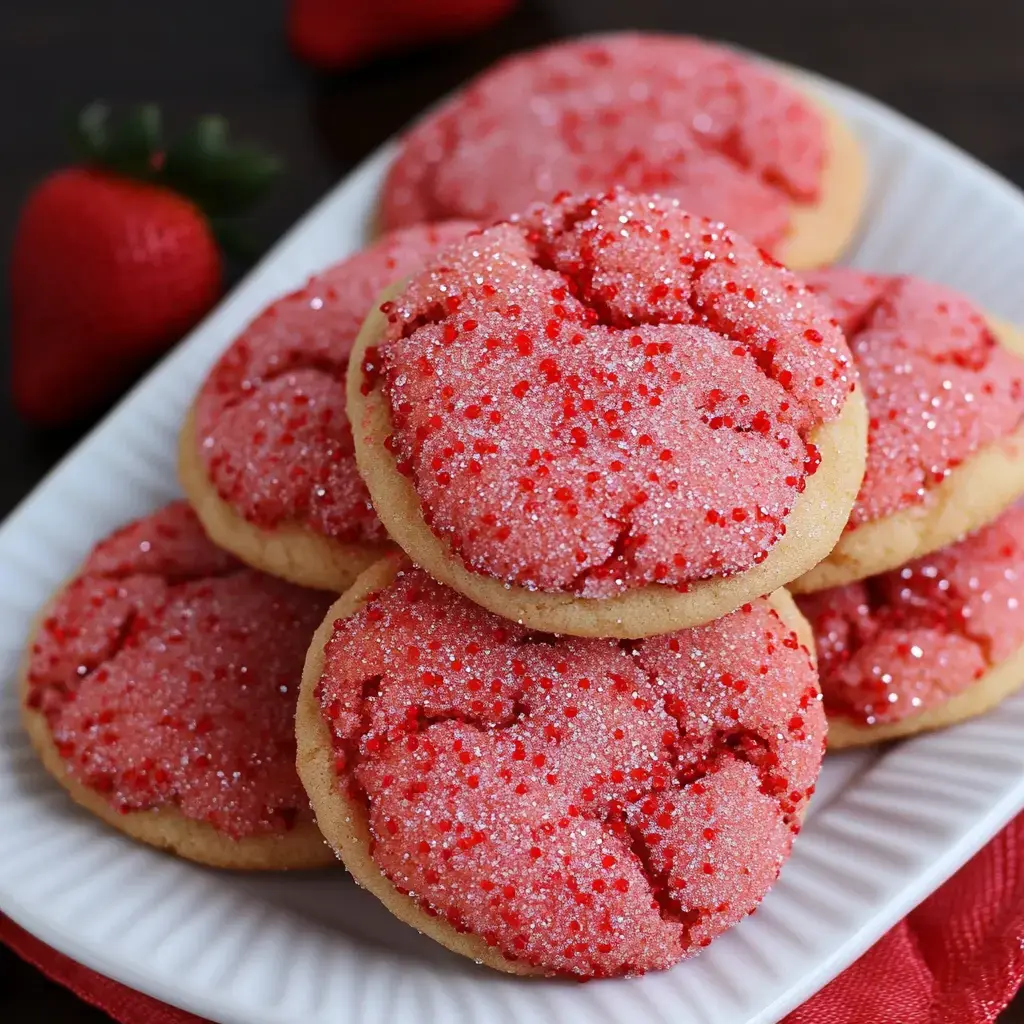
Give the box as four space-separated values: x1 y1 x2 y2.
70 102 113 161
106 104 162 178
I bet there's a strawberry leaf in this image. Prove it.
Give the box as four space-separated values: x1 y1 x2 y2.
162 116 283 218
103 104 163 178
62 104 280 269
70 102 112 162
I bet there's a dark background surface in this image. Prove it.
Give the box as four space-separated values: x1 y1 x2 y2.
1 0 1022 1020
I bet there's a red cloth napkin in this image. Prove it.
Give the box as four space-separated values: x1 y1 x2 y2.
4 812 1023 1024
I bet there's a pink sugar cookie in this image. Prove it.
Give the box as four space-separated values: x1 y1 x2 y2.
796 504 1024 747
297 558 824 978
22 501 335 869
380 33 865 269
794 268 1024 592
349 190 866 637
181 221 475 591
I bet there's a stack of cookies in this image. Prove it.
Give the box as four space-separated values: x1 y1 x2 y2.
20 33 1024 980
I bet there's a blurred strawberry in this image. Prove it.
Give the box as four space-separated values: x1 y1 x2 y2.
9 104 281 425
288 0 517 69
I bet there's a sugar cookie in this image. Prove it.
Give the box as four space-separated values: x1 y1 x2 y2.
181 221 475 590
22 502 334 869
297 557 824 977
349 190 866 637
796 504 1024 747
794 268 1024 592
380 33 865 269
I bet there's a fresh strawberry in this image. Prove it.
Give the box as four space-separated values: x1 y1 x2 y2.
9 105 280 425
287 0 517 70
11 170 219 424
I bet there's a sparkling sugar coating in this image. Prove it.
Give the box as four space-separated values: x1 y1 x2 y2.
369 191 854 596
26 502 332 838
796 504 1024 726
381 33 826 253
804 267 1024 528
317 567 824 977
195 221 475 541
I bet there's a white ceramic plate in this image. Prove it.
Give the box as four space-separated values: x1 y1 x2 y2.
2 65 1024 1024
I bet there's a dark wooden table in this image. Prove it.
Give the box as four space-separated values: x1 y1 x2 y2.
1 0 1022 1020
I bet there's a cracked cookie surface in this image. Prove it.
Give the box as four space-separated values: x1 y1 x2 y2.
805 268 1024 528
182 222 475 589
22 501 335 868
796 504 1024 745
349 190 866 635
298 559 824 977
794 269 1024 592
380 33 865 268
